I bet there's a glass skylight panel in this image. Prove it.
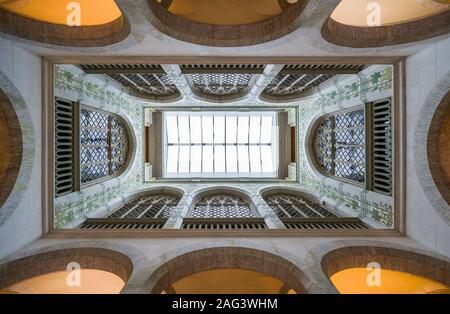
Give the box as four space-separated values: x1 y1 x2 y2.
166 116 178 144
249 145 262 172
238 145 250 173
164 111 278 178
167 146 178 173
178 146 190 172
261 146 273 173
190 145 202 173
178 116 190 144
226 116 237 144
237 116 249 144
202 145 214 172
214 145 226 173
214 116 225 144
249 116 261 144
190 116 202 144
260 116 273 144
226 145 238 172
202 116 214 144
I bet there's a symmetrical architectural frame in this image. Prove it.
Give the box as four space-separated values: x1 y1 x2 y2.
41 56 406 236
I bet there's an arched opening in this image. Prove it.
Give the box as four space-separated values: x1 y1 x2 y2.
189 192 257 219
107 189 182 219
428 89 450 206
321 246 450 294
0 87 22 209
322 0 450 47
261 188 337 219
169 269 288 294
148 0 309 46
149 247 309 294
0 248 133 294
0 0 130 46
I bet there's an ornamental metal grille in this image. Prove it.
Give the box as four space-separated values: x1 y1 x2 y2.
108 194 180 219
107 73 179 97
371 98 392 195
80 108 128 184
55 98 76 197
313 109 366 184
190 194 258 218
187 73 255 96
264 194 337 218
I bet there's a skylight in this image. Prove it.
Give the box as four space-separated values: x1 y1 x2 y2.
164 111 278 178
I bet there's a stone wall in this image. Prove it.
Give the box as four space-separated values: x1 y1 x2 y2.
296 64 394 228
0 38 40 258
408 37 450 257
54 65 145 228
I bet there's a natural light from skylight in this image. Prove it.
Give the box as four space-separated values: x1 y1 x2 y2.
164 111 278 178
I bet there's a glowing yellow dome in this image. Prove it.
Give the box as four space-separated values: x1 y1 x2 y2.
0 0 122 26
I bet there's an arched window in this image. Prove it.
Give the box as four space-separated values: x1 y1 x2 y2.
312 108 366 185
264 193 336 218
190 193 257 218
80 108 129 185
108 194 180 219
55 98 131 197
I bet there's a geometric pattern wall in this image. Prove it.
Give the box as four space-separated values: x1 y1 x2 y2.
189 194 258 218
80 108 129 185
313 109 366 185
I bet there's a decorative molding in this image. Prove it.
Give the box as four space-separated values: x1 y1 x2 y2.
415 72 450 226
321 10 450 48
0 71 34 228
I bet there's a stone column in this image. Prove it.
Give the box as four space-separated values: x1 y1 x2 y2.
251 194 286 229
163 193 194 229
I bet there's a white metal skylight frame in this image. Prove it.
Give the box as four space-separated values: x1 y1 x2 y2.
163 111 279 178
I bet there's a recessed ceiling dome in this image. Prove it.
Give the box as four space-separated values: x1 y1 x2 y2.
0 0 130 46
0 0 121 26
149 0 309 46
331 0 449 27
166 0 283 25
322 0 450 47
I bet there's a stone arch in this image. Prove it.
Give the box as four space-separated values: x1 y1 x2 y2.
146 0 310 47
305 239 450 293
0 1 131 47
188 186 258 218
415 72 450 225
104 186 185 219
0 241 150 294
0 70 34 228
321 2 450 48
145 244 313 294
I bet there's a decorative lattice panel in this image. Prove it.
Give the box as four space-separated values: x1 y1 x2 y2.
188 73 255 96
108 194 180 219
313 109 366 184
262 64 364 98
79 64 179 98
264 194 337 218
80 108 129 184
371 98 392 196
55 98 76 197
107 73 178 97
190 194 258 218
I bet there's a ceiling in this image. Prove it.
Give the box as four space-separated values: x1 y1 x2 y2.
78 63 366 103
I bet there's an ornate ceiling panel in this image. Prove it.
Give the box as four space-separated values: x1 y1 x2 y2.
79 64 181 101
181 64 264 101
78 63 366 103
261 64 365 101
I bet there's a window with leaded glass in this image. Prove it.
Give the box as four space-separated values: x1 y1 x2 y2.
190 194 258 218
313 109 366 185
108 194 180 218
80 108 129 184
264 194 337 218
